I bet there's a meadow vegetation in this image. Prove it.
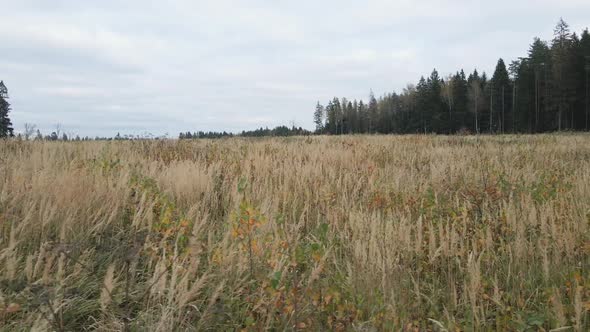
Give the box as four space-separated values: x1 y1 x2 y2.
0 135 589 331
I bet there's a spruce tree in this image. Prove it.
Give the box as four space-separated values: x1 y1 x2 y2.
325 100 336 134
0 81 14 138
426 69 444 133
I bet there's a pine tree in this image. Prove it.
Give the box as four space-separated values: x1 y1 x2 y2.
0 81 14 138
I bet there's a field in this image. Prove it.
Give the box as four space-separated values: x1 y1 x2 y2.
1 135 589 331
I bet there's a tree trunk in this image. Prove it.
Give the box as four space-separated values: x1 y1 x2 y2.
502 86 505 134
512 83 516 133
586 69 589 131
475 96 479 134
489 90 493 133
535 72 539 132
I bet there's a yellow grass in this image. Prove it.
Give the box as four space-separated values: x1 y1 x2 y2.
0 134 589 331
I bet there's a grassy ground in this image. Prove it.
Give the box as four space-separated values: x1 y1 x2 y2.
0 135 589 331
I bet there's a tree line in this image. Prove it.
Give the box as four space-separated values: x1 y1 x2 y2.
179 126 312 139
314 19 590 134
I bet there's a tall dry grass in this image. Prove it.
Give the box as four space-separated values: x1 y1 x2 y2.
0 134 589 331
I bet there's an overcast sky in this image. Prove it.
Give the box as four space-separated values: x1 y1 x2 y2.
1 0 589 137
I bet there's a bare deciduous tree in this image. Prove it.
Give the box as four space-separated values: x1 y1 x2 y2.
441 75 454 120
23 123 37 140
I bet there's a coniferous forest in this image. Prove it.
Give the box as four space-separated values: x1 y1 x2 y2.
314 19 590 135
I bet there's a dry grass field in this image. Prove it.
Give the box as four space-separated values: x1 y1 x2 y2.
1 135 589 331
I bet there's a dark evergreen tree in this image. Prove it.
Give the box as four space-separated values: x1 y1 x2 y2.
491 59 511 133
324 100 336 134
415 77 429 133
351 100 359 133
468 70 484 133
0 81 14 138
358 100 368 133
368 91 378 133
570 33 585 130
332 97 342 135
528 38 552 132
452 70 469 132
551 18 576 130
344 101 355 134
581 29 590 130
426 69 444 133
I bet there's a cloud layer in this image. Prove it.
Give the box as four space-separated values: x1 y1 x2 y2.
2 0 589 136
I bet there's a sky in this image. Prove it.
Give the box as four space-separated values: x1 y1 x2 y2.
1 0 589 137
